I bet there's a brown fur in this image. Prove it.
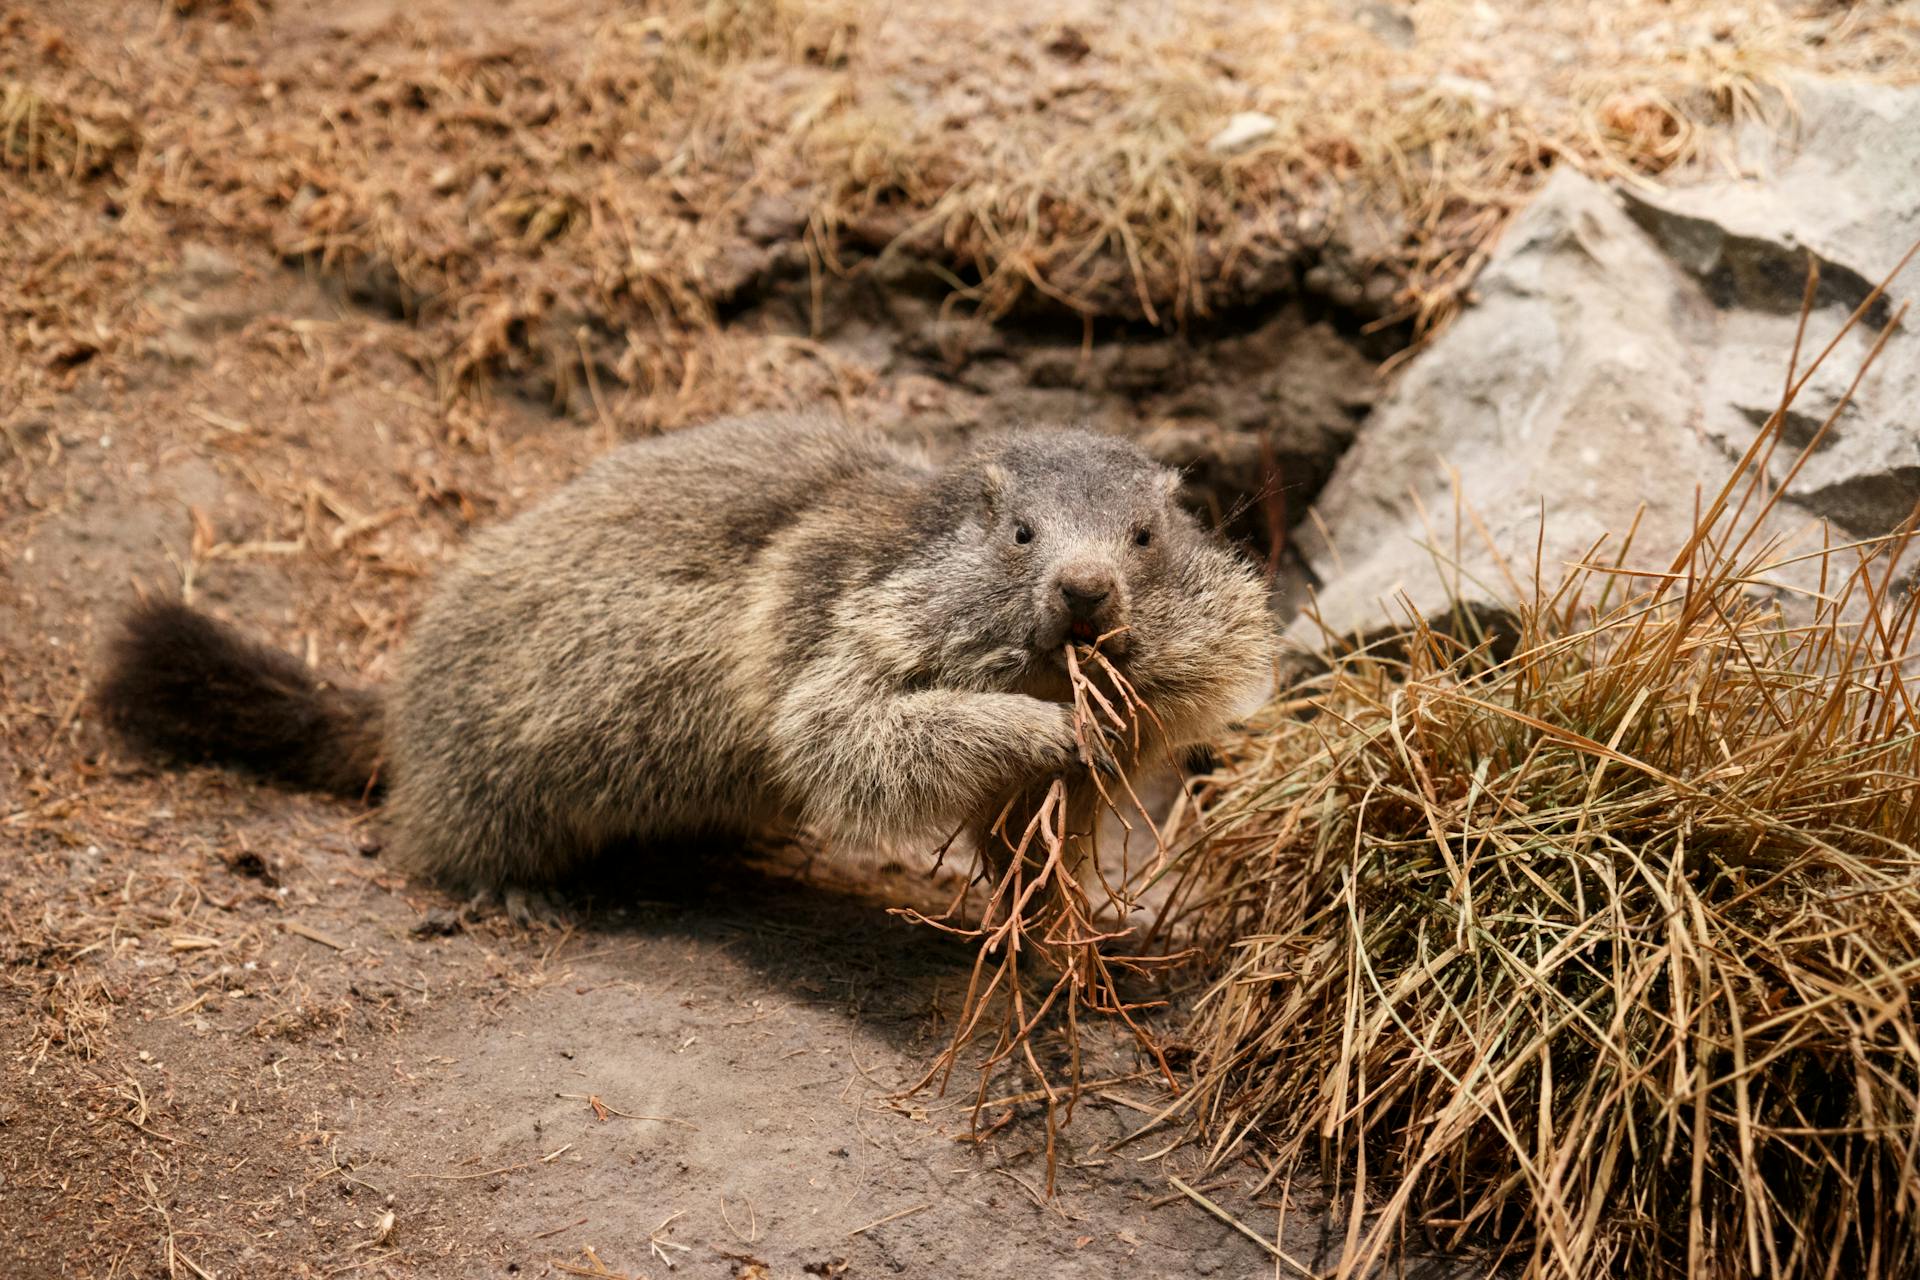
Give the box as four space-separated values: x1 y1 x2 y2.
98 599 383 797
98 412 1276 897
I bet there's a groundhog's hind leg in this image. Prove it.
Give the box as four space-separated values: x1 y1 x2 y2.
385 775 588 915
464 884 564 927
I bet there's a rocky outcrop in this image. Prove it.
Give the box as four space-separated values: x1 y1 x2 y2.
1297 78 1920 643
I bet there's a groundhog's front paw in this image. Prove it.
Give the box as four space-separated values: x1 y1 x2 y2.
1019 704 1120 780
1081 719 1124 778
1012 702 1083 777
461 884 565 928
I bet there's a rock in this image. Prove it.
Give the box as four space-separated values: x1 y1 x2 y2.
1300 201 1410 316
1207 111 1281 155
1354 0 1415 50
1426 73 1498 115
1296 79 1920 646
1626 78 1920 297
742 191 808 247
1297 168 1722 641
1623 76 1920 538
1042 24 1091 64
179 242 241 287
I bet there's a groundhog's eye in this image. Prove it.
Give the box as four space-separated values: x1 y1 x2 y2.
1013 523 1034 545
1134 527 1152 548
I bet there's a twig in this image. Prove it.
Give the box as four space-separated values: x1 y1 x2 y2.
555 1093 698 1128
1168 1176 1319 1279
846 1202 932 1237
283 920 349 950
405 1162 528 1181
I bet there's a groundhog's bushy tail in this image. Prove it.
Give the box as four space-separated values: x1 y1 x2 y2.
96 600 385 800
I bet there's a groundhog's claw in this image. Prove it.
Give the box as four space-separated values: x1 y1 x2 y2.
509 886 563 927
463 885 563 928
1080 720 1125 779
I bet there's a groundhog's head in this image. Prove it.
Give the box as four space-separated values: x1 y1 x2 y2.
939 428 1276 742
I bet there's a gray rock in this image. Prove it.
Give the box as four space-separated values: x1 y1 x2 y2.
1627 77 1920 296
1296 169 1722 639
1297 78 1920 643
178 242 241 287
742 191 808 246
1625 77 1920 538
1207 111 1281 155
1355 0 1415 50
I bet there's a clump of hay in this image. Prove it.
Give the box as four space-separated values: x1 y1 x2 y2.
1167 275 1920 1276
10 0 1919 426
806 0 1915 339
0 79 136 182
897 638 1187 1188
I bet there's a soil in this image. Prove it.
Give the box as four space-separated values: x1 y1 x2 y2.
2 797 1331 1280
0 243 1394 1279
0 4 1453 1277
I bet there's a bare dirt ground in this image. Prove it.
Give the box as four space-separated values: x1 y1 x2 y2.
1 233 1348 1279
8 0 1915 1276
0 3 1359 1272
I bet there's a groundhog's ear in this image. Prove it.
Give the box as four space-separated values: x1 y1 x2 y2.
979 463 1011 517
1156 468 1186 504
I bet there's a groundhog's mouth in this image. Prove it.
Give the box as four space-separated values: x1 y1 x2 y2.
1057 621 1131 661
1034 620 1131 665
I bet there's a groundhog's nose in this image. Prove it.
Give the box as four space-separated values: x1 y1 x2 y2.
1058 573 1112 620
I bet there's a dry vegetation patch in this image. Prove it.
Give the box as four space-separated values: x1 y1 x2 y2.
1163 286 1920 1276
6 1 1917 419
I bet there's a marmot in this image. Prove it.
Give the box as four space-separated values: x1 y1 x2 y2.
99 412 1276 917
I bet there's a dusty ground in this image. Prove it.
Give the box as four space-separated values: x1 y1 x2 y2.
1 236 1363 1278
7 0 1915 1276
0 4 1360 1271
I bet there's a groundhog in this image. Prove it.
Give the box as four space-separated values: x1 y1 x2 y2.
99 412 1277 918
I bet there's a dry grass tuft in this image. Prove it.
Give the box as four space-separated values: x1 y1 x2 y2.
896 638 1188 1188
10 1 1917 423
679 0 858 66
807 1 1919 337
810 67 1225 328
0 79 136 182
1164 268 1920 1276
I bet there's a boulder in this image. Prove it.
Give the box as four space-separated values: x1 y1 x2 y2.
1625 77 1920 539
1296 77 1920 643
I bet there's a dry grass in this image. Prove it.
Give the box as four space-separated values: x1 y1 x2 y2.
1160 267 1920 1276
1 2 819 422
0 79 136 181
895 638 1189 1188
807 0 1920 337
7 1 1918 423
